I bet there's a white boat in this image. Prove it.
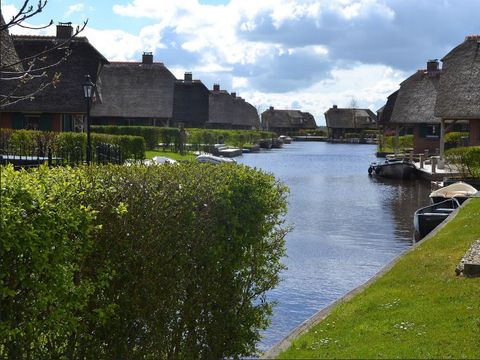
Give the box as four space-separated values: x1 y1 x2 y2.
429 181 478 204
196 154 236 164
152 156 178 164
278 135 292 144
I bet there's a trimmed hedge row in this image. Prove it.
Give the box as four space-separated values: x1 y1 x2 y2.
0 129 145 160
90 125 276 151
446 146 480 178
0 163 289 358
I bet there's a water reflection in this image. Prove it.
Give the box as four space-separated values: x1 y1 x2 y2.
236 142 431 351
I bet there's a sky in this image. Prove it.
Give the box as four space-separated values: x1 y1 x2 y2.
3 0 480 125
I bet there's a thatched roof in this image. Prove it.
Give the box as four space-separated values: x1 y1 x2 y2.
0 15 22 71
173 73 209 127
231 96 260 129
207 86 234 126
324 106 377 129
261 108 317 130
377 90 398 126
435 35 480 119
3 31 107 112
390 69 440 124
92 60 176 119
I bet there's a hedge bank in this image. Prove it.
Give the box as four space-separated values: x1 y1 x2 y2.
0 163 289 358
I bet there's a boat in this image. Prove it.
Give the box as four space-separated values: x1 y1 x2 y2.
429 181 478 204
196 154 236 164
271 138 284 149
278 135 292 144
414 198 460 240
259 139 272 149
368 159 416 179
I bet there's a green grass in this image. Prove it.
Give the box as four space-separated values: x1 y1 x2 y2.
145 149 196 161
278 198 480 359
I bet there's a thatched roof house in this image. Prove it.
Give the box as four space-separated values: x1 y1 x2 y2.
324 105 376 139
435 35 480 146
207 84 233 129
0 23 107 131
231 93 260 129
261 107 317 133
377 90 398 127
386 61 443 152
0 15 22 72
172 72 209 128
92 53 176 126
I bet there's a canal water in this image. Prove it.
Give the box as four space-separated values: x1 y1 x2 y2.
236 142 431 351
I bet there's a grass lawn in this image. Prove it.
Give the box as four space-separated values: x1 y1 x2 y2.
278 198 480 359
145 149 196 162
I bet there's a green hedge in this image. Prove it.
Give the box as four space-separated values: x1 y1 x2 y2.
446 146 480 178
0 163 289 358
445 131 469 149
0 129 145 161
186 128 275 149
92 125 167 150
378 134 414 152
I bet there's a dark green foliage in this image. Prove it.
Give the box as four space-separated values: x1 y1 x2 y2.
379 134 413 152
186 128 275 149
0 163 289 358
445 131 469 149
91 125 164 150
446 146 480 178
0 129 145 161
0 166 101 358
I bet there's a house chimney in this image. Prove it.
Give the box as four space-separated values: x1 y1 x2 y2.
213 84 220 91
333 105 338 110
231 92 236 98
269 106 274 111
184 72 192 82
427 59 439 76
142 52 153 64
56 22 73 39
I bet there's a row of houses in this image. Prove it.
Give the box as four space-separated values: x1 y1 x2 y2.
378 35 480 159
324 105 377 139
0 20 319 134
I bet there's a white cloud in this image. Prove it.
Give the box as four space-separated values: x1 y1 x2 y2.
65 3 85 17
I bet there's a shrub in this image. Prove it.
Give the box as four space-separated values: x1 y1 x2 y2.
92 125 164 150
0 165 103 358
379 134 414 152
92 133 145 160
446 146 480 178
0 163 289 358
445 131 469 149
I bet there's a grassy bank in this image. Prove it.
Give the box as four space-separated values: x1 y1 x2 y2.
145 149 196 161
278 198 480 359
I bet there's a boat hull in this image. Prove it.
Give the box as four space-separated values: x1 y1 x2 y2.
414 198 459 240
372 161 416 179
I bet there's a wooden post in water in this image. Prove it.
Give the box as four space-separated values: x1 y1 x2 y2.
409 150 414 162
431 156 437 174
419 154 424 169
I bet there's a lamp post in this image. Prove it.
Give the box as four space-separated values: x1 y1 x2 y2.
82 75 95 165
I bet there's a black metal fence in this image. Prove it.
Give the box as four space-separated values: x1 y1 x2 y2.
0 143 122 169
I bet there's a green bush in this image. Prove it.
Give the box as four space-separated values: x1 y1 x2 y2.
92 133 145 160
0 165 103 358
445 131 469 149
379 134 414 152
446 146 480 178
0 163 289 358
91 125 158 150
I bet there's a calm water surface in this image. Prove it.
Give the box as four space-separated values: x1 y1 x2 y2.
236 142 431 351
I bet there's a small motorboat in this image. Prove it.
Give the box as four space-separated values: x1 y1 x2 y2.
368 159 416 179
196 154 236 164
152 156 177 164
414 198 460 240
278 135 292 144
429 181 478 204
271 138 284 149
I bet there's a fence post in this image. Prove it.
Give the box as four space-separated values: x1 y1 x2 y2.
419 154 424 169
48 147 52 167
431 156 437 174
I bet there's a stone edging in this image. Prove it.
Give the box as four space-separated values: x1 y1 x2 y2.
261 200 467 359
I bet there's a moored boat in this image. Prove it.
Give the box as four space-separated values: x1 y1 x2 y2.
259 139 272 149
196 154 236 164
278 135 292 144
429 181 478 204
368 159 416 179
414 198 460 240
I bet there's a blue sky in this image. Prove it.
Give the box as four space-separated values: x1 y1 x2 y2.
4 0 480 125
